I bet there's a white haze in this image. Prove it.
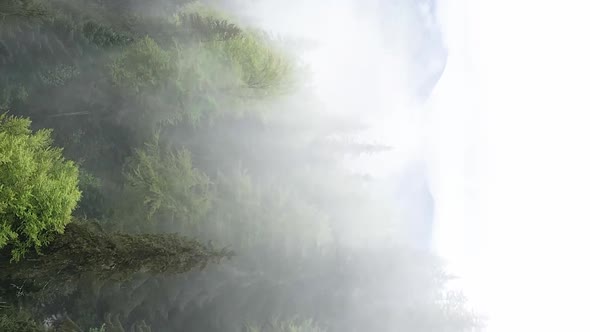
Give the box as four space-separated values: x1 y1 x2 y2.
236 0 427 178
218 0 590 330
233 0 473 313
436 0 590 331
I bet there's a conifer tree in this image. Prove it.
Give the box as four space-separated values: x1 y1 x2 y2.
0 114 81 262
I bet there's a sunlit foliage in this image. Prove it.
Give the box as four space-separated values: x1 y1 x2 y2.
0 114 81 261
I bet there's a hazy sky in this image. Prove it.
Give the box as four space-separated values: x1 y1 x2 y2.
233 0 590 330
433 0 590 330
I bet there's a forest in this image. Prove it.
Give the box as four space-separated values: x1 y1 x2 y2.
0 0 480 331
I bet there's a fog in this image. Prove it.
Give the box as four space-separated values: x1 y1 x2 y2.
442 1 590 331
222 0 449 247
0 0 494 331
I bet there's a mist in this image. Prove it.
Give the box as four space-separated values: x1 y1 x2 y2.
220 0 449 249
0 0 484 331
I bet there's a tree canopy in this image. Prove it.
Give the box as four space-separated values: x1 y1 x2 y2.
0 0 481 331
0 114 81 261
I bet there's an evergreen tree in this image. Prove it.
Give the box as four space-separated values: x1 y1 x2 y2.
117 137 212 233
0 114 81 262
0 1 481 331
0 221 233 284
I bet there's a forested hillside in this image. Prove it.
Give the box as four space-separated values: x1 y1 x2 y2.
0 0 479 331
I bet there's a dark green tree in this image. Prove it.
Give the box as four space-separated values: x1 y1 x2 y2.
116 137 212 233
0 305 45 332
0 222 232 284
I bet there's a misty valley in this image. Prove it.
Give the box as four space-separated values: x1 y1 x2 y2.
0 0 480 331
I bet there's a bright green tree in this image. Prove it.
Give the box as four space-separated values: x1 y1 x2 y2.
0 114 81 261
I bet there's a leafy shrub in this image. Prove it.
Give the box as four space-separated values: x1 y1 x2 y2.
0 114 81 261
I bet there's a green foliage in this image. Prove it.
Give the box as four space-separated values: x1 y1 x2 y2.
244 318 326 332
0 0 46 19
0 2 480 332
0 0 296 132
119 137 211 232
75 168 108 220
198 166 332 257
109 31 294 126
0 84 28 110
51 313 150 332
221 33 294 95
176 12 242 41
111 37 174 93
0 114 81 261
82 21 133 48
102 313 151 332
0 305 44 332
40 64 80 87
187 33 294 106
0 221 233 285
